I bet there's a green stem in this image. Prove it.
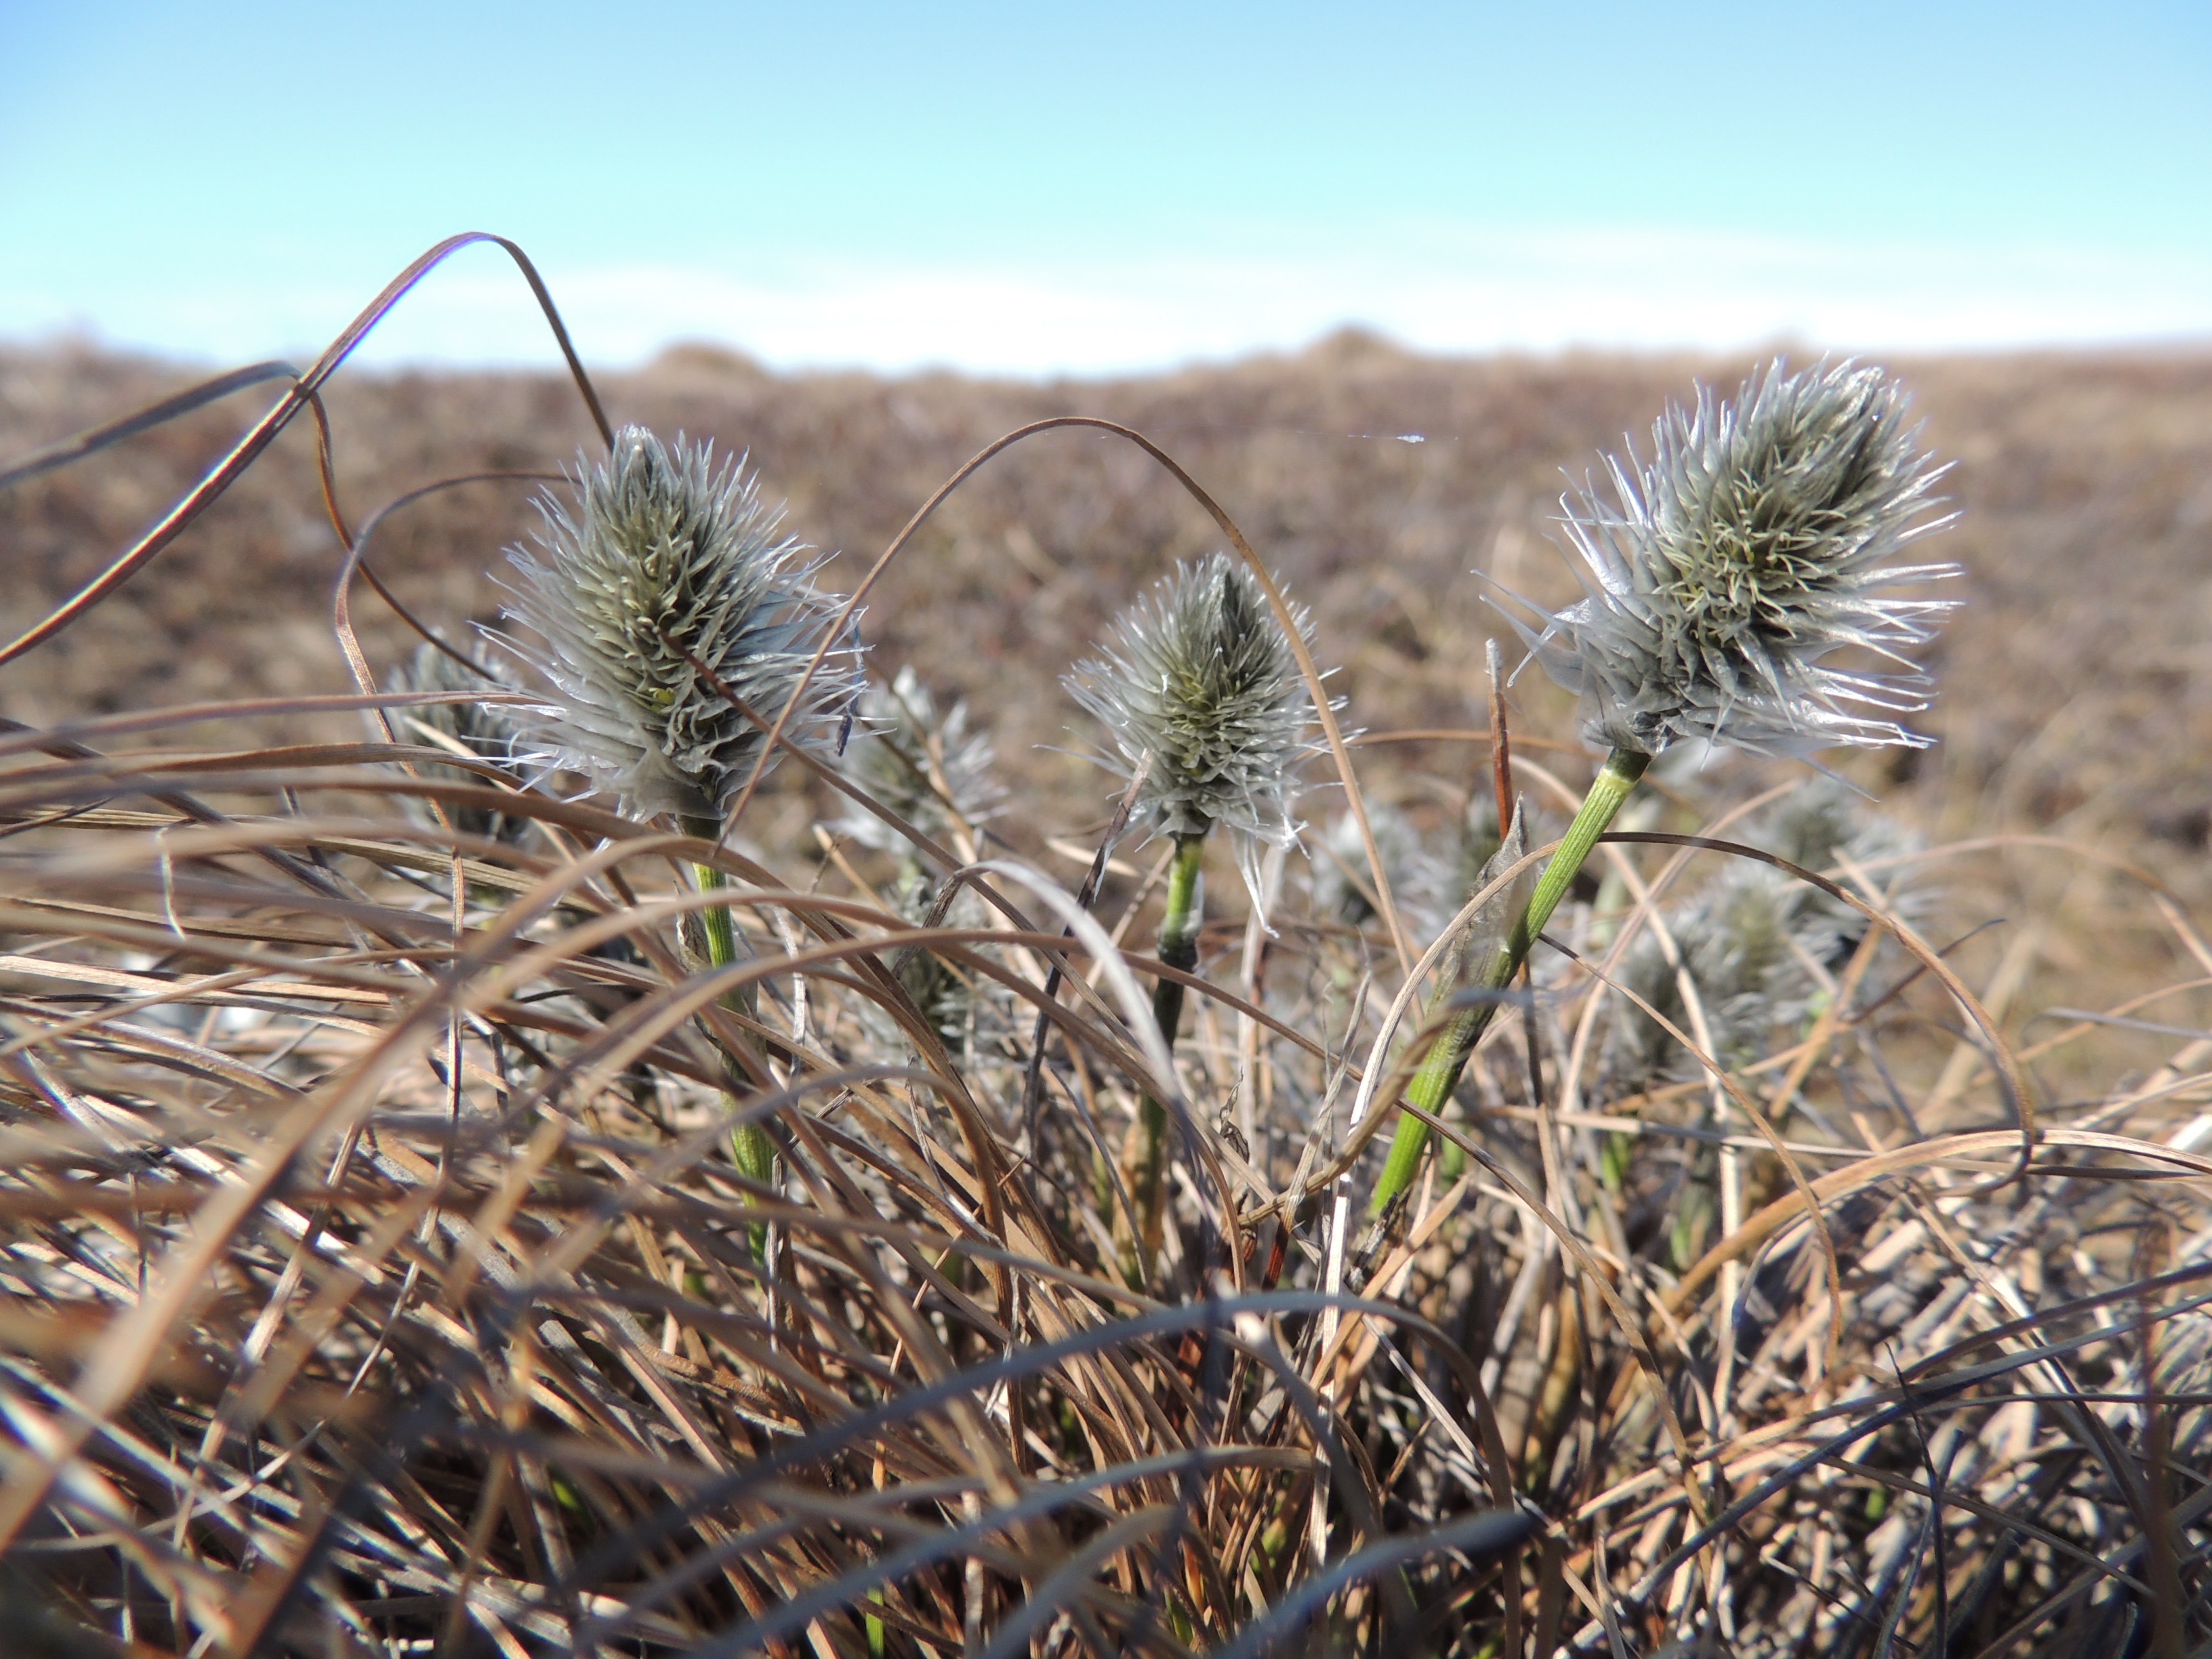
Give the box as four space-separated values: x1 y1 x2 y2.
687 819 777 1254
1126 831 1207 1284
1370 745 1650 1216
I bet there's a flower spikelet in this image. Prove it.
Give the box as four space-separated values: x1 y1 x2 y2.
1504 359 1960 759
1610 783 1931 1088
1757 777 1928 966
1313 803 1445 937
1063 552 1320 898
838 666 1002 852
1611 865 1806 1089
499 426 859 821
389 642 528 844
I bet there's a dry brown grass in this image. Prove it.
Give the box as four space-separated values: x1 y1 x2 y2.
1 249 2211 1656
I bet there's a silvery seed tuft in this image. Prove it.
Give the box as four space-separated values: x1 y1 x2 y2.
838 665 1002 853
1313 802 1445 937
389 642 529 844
1500 359 1960 760
1063 552 1322 904
1610 863 1808 1090
499 426 859 821
1757 776 1928 966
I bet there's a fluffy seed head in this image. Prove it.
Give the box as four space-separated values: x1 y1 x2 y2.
837 666 1002 853
388 642 529 845
1313 803 1446 937
1063 552 1319 899
1611 865 1807 1089
889 881 1000 1053
1757 777 1928 966
1504 359 1960 760
1610 784 1929 1088
499 427 859 822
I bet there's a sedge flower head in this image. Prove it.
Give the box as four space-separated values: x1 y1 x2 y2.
1611 783 1932 1088
1502 359 1960 760
1312 802 1446 938
499 426 859 823
1755 777 1929 966
389 642 529 844
1063 552 1322 903
837 666 1002 853
1611 864 1807 1089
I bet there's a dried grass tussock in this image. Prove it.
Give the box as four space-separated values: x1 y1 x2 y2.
1 238 2211 1656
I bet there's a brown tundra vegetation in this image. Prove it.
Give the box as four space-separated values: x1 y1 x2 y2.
1 306 2211 1656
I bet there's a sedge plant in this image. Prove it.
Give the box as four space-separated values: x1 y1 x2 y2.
501 426 859 1212
1371 359 1962 1214
12 243 2206 1658
388 640 532 847
838 667 1005 1042
8 314 2203 1659
1065 552 1319 1278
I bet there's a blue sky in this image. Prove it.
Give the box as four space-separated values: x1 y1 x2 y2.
3 2 2208 374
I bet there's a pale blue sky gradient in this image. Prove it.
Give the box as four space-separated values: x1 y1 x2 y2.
3 3 2207 373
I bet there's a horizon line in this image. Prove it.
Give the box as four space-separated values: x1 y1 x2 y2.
7 319 2211 390
7 223 2211 382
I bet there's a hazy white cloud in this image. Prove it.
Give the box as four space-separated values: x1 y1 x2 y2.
6 224 2209 375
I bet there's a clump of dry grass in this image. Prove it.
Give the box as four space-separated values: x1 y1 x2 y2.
1 239 2211 1657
